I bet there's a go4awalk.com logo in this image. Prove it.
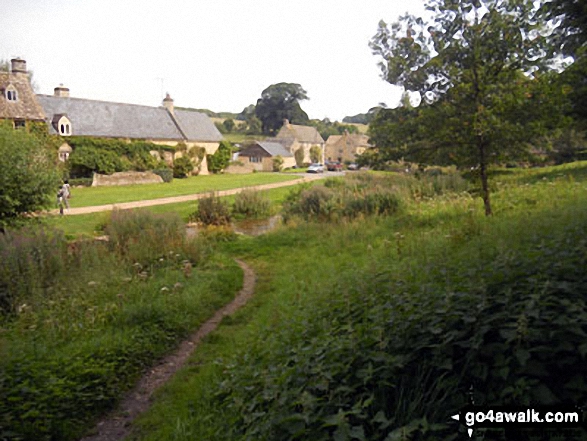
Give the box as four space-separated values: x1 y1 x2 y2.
451 405 585 438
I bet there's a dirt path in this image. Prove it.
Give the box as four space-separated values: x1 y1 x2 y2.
57 173 329 216
79 259 256 441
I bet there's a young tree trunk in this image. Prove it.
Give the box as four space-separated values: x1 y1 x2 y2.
478 140 493 216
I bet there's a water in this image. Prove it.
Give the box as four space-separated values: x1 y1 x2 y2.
186 215 282 238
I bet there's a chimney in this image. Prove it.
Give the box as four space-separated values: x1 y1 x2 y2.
163 93 174 114
54 84 70 97
10 58 27 74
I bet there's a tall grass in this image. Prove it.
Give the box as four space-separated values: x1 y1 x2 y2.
0 211 242 441
132 167 587 441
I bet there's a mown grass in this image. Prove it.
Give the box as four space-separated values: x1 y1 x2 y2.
129 163 587 441
64 173 301 208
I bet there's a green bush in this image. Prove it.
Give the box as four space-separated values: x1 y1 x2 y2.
232 189 271 219
152 168 173 183
173 156 193 178
207 141 234 174
192 194 232 226
0 122 60 227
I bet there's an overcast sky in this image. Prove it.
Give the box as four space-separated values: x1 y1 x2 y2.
2 0 426 121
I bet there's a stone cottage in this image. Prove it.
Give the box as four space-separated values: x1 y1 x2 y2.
238 140 296 171
325 131 371 164
0 58 46 129
270 119 325 164
37 89 223 174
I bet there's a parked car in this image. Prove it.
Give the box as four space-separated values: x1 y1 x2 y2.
325 161 343 172
347 163 360 170
307 163 324 173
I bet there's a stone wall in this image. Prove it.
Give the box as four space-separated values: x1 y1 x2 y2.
92 171 163 187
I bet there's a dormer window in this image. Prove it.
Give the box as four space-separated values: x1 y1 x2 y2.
52 114 72 136
5 85 18 102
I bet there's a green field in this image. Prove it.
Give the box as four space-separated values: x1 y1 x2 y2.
65 173 301 208
2 163 587 441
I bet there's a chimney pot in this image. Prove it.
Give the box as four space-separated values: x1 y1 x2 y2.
163 93 174 114
54 84 70 97
10 58 27 74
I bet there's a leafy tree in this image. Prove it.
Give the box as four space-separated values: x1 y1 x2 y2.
307 119 359 140
369 0 557 215
207 141 234 174
223 118 235 133
255 83 310 135
542 0 587 58
0 122 60 227
272 155 284 172
310 146 322 164
294 147 305 167
245 115 263 135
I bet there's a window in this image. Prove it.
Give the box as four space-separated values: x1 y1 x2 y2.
5 86 17 102
58 117 72 136
14 120 26 130
250 156 262 163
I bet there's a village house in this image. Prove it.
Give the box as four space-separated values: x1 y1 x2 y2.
270 119 325 164
238 140 296 171
324 131 371 164
37 90 223 174
0 58 46 129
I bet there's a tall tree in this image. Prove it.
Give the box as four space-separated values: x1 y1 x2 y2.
255 83 310 135
542 0 587 58
369 0 555 215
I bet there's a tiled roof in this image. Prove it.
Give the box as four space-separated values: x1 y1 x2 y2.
257 141 293 157
37 95 223 142
0 72 45 121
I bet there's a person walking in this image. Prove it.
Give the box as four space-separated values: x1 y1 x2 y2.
61 179 71 212
57 187 65 216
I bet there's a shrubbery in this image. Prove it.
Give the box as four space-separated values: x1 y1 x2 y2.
173 156 194 178
192 193 232 226
232 189 271 219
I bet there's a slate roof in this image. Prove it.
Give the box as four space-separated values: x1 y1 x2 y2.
173 109 223 142
0 72 45 121
36 95 222 142
257 141 293 157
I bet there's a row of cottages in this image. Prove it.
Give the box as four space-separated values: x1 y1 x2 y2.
238 119 372 171
1 58 223 174
238 119 325 172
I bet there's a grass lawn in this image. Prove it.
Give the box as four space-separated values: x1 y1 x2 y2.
44 184 312 238
67 173 301 208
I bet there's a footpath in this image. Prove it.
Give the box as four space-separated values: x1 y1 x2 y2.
56 173 328 216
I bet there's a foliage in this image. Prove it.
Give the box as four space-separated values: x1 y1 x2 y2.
255 83 310 135
173 156 194 178
137 164 587 441
0 122 60 227
272 155 284 172
309 145 322 164
232 189 271 219
223 119 235 133
307 118 358 140
294 147 305 168
545 128 587 164
0 218 240 441
368 0 561 215
541 0 587 58
207 141 234 174
66 137 169 178
152 167 174 183
104 209 188 266
192 193 232 226
342 106 383 124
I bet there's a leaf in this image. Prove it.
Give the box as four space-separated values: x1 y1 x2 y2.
515 349 531 367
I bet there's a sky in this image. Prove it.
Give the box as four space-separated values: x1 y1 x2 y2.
1 0 426 122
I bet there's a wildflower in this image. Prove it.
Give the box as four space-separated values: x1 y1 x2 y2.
161 286 170 293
